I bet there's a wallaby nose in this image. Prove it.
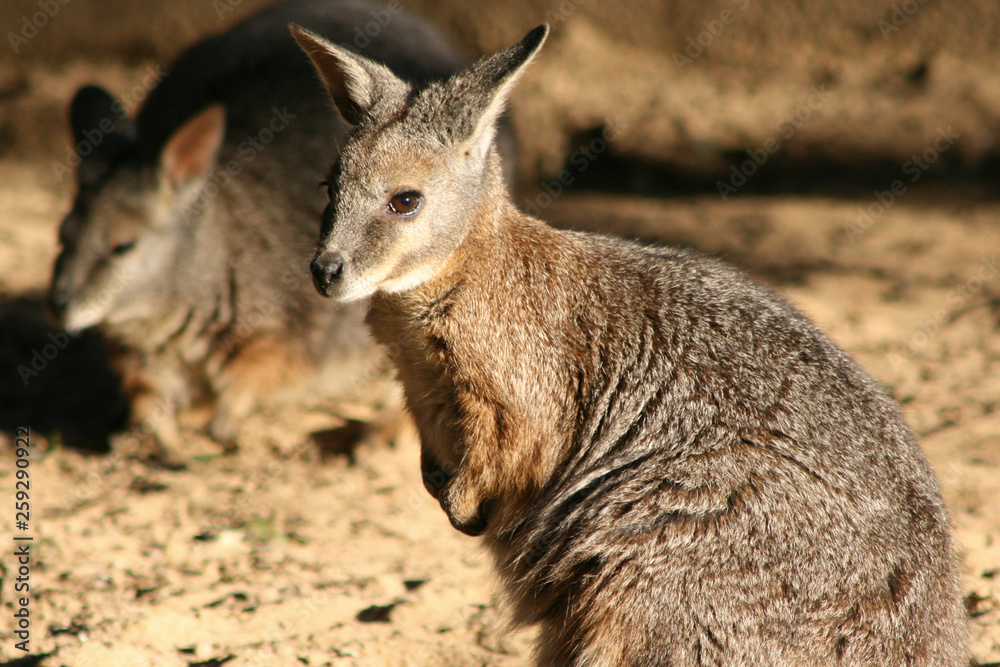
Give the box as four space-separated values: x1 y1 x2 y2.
49 286 70 319
310 252 345 295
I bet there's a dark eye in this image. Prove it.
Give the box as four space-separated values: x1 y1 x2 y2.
318 180 333 202
387 190 422 216
110 240 136 256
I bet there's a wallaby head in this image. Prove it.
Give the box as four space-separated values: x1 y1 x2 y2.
51 86 227 334
292 23 547 302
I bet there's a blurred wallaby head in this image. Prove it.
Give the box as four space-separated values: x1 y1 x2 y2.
50 85 226 333
292 23 547 302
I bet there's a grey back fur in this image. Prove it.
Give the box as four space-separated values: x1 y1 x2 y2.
295 23 968 666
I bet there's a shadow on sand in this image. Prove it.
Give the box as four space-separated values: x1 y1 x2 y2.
0 294 126 452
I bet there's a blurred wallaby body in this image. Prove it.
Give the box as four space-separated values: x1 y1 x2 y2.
294 23 968 667
49 0 474 458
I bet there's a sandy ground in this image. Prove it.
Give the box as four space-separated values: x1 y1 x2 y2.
1 59 1000 667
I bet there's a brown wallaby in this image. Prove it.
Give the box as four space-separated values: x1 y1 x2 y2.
48 1 480 463
293 22 968 667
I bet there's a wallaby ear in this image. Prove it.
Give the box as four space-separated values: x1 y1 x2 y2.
443 24 548 155
290 23 409 126
69 85 136 184
160 104 226 187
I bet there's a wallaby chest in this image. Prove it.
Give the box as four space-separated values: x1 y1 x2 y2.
368 270 574 519
367 286 487 461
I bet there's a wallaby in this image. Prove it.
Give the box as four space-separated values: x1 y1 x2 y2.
49 0 481 463
293 23 969 666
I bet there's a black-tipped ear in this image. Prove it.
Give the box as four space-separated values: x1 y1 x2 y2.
290 24 409 126
69 85 136 184
472 24 548 93
441 24 548 153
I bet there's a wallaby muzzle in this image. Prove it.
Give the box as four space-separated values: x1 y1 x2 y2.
48 253 76 324
310 251 345 296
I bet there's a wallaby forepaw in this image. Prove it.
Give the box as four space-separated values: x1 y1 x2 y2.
207 410 240 450
111 430 187 471
441 479 496 536
144 445 188 471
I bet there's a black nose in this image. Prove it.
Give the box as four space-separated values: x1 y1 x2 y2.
310 252 344 295
48 286 70 318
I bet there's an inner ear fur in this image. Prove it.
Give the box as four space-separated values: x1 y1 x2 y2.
290 24 409 127
161 104 226 186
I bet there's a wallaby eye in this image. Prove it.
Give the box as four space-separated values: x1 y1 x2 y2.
387 190 423 216
318 180 333 202
110 240 136 256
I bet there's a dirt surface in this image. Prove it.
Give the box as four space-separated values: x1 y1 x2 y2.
2 13 1000 667
2 162 1000 665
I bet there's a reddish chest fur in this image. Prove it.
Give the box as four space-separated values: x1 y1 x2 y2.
367 218 585 533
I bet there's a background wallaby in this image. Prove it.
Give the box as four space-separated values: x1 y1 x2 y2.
49 0 487 464
294 23 969 665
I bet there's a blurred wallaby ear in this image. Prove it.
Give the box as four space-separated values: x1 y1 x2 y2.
69 85 136 184
439 24 548 155
290 23 409 126
160 104 226 187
